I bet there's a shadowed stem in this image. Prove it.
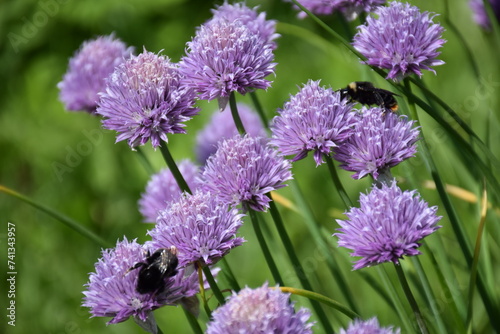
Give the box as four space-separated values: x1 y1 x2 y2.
248 209 284 286
159 143 191 194
181 307 202 334
393 262 429 334
250 91 268 128
268 199 334 334
229 92 247 135
220 257 241 292
0 185 110 248
135 146 155 175
325 155 353 208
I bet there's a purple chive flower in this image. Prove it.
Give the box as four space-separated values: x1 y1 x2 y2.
270 80 357 166
139 160 201 222
206 283 314 334
334 107 419 180
470 0 500 30
293 0 385 21
179 17 276 104
211 1 279 48
196 103 267 164
202 135 293 212
82 238 198 324
97 50 199 149
148 190 245 267
340 317 400 334
335 181 442 270
58 34 134 113
353 2 446 81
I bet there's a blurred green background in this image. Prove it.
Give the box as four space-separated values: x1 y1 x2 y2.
1 0 499 333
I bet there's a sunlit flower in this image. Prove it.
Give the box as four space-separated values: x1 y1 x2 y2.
202 135 293 212
335 181 442 270
97 50 199 149
206 283 314 334
211 1 279 47
179 18 276 103
149 191 245 266
353 2 446 81
270 80 357 166
334 107 419 180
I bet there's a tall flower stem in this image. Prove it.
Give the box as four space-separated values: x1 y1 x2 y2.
290 181 359 313
410 256 448 334
393 262 429 334
159 143 191 194
325 155 353 208
202 265 226 306
250 91 268 128
181 307 203 334
229 92 247 135
377 266 414 333
220 257 241 292
135 146 155 175
0 185 110 248
268 199 334 334
248 209 284 286
404 79 500 328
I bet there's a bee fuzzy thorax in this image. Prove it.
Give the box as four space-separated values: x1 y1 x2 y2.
338 81 399 112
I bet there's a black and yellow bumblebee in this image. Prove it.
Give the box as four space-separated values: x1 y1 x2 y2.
338 81 399 112
128 247 179 294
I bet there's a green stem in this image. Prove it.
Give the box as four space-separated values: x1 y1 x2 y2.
229 92 246 135
325 155 353 208
466 186 488 329
291 180 359 313
404 79 500 330
377 266 415 333
268 199 334 334
393 262 429 334
157 326 164 334
135 146 155 175
248 209 284 286
220 257 241 292
182 305 203 334
159 143 191 194
443 0 480 81
410 256 448 334
0 185 110 248
278 287 360 320
202 265 226 306
249 91 269 129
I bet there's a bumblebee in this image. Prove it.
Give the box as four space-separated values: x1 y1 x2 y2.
128 247 179 294
338 81 399 112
